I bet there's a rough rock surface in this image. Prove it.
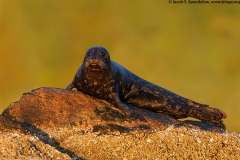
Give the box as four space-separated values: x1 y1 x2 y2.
0 87 239 159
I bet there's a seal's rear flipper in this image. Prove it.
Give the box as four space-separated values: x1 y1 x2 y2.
188 106 227 130
203 119 226 130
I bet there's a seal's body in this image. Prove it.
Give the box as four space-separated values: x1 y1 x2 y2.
66 46 226 127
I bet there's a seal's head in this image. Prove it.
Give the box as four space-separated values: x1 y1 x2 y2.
83 46 111 72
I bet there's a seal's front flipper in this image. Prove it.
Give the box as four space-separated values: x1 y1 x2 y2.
111 93 133 116
66 82 74 90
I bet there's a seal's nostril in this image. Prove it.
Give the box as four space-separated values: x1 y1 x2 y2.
89 59 98 63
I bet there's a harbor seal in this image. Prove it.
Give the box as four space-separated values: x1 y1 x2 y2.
66 46 227 128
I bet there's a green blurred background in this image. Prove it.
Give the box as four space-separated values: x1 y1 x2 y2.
0 1 240 132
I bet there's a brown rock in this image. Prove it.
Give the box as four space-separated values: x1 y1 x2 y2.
0 87 239 159
2 87 180 131
1 87 223 132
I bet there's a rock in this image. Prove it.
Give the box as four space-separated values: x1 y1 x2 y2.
1 87 180 131
0 87 239 159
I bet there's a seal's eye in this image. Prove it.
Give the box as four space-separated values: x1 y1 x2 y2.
87 51 93 56
99 51 106 57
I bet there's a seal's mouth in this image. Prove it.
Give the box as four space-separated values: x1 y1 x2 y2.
88 63 101 71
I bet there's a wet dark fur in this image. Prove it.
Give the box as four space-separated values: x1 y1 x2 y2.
66 46 227 128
